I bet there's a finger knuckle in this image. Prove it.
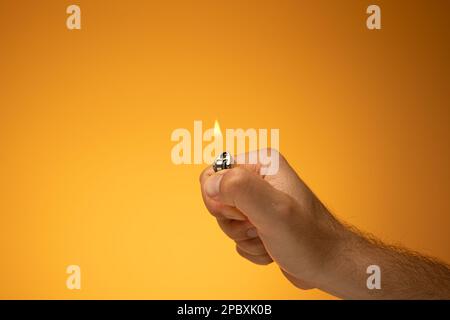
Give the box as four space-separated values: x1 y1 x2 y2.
235 246 272 265
236 238 266 255
273 194 296 219
261 148 284 162
219 220 251 241
222 167 251 194
233 228 252 241
199 166 213 183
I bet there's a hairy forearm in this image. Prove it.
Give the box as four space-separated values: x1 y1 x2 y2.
316 221 450 299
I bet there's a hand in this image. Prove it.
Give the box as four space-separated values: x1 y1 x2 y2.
200 149 450 299
199 149 347 290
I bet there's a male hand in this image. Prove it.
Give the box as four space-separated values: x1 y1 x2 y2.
199 149 346 290
200 149 450 299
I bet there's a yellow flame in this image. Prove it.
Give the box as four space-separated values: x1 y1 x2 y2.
214 120 222 137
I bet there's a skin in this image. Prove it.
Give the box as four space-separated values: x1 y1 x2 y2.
199 149 450 299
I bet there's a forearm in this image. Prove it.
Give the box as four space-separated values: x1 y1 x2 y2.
316 222 450 299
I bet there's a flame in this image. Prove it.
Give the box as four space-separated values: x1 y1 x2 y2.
214 120 222 137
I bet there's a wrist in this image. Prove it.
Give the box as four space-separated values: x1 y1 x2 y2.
308 205 357 288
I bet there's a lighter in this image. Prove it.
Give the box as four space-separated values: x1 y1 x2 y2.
213 152 234 172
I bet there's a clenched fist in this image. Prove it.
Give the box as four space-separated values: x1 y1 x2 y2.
199 150 450 299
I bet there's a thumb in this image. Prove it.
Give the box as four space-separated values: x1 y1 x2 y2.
204 167 295 232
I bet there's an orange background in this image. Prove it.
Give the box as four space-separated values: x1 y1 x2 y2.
0 0 449 299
